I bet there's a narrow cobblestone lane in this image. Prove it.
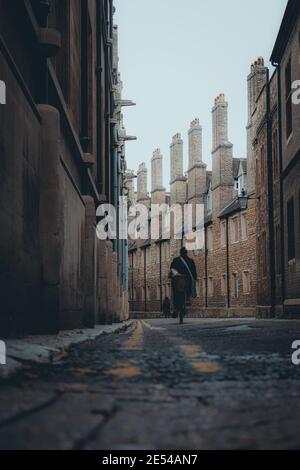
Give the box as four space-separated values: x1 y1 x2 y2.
1 319 300 450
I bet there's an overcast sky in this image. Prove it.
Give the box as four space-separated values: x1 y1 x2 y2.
114 0 288 190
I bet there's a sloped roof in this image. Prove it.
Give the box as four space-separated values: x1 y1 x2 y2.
271 0 300 64
219 196 244 219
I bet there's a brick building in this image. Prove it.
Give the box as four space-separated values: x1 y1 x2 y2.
253 66 282 317
254 0 300 318
0 0 132 336
129 73 260 317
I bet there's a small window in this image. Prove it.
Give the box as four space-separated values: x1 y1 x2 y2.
208 277 214 297
238 174 245 195
275 224 281 275
156 285 160 301
243 271 250 294
207 226 213 251
287 197 295 261
231 217 239 243
221 274 227 296
221 222 227 247
202 278 206 297
261 145 265 188
232 273 239 299
262 231 267 277
241 214 248 240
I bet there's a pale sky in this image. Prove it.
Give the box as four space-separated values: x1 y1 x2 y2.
114 0 288 190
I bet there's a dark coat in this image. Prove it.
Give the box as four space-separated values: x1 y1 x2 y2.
170 255 197 302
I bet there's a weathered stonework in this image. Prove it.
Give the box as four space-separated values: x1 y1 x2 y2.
129 91 258 318
0 1 129 336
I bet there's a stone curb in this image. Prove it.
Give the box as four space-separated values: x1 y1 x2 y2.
0 320 134 380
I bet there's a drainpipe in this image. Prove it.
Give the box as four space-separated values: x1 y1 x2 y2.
96 1 103 192
204 226 208 308
273 63 286 306
159 243 163 312
226 217 231 309
144 249 147 314
80 0 89 153
266 68 276 317
131 252 134 312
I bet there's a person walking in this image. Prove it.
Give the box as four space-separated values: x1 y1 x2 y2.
170 247 197 324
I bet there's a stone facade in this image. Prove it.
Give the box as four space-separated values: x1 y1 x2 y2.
129 83 258 317
254 69 283 318
268 0 300 317
0 0 130 336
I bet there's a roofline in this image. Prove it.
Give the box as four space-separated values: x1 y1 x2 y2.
270 0 300 64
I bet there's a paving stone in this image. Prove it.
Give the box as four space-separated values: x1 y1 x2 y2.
1 318 300 449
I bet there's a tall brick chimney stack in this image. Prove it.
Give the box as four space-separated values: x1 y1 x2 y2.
211 94 234 216
137 162 150 206
187 119 207 209
188 118 202 168
247 57 268 195
212 93 228 151
151 149 166 205
170 133 187 206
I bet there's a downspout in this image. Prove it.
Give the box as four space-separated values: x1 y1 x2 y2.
131 252 134 312
80 0 89 154
113 135 118 254
226 217 231 309
274 62 286 305
96 1 103 192
144 249 147 313
205 226 208 308
266 68 276 317
159 243 163 312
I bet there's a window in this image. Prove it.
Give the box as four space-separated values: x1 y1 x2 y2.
262 231 267 276
196 279 201 297
285 57 293 139
221 274 227 296
241 214 248 240
202 278 206 297
234 179 239 191
231 217 239 243
275 224 281 275
287 197 295 261
232 273 239 299
242 271 250 294
261 145 265 188
238 174 245 195
208 277 214 297
156 285 160 301
221 222 227 247
207 226 213 251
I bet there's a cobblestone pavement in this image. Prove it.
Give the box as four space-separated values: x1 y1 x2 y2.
1 318 300 450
